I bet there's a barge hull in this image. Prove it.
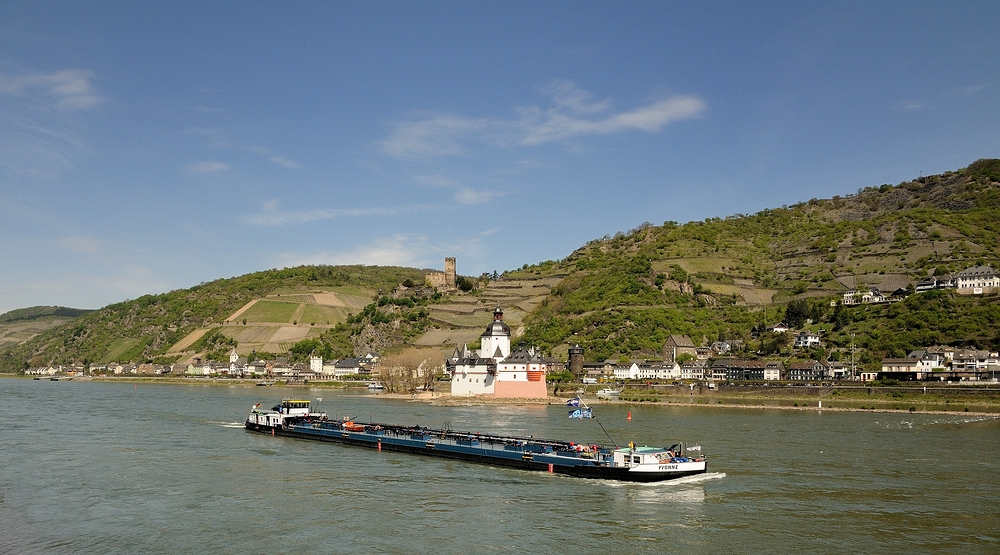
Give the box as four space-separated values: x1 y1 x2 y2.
245 422 706 483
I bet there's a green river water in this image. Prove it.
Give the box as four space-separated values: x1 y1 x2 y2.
1 379 997 554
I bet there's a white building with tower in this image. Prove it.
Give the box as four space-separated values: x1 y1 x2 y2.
447 307 548 398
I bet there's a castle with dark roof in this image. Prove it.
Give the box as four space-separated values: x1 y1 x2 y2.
446 307 548 398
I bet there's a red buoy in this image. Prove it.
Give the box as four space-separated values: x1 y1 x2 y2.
627 411 632 421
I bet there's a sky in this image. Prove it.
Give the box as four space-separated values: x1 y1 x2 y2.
1 1 998 314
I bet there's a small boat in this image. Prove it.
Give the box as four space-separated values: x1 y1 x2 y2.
596 387 621 399
256 381 275 387
50 376 73 381
245 399 707 482
367 383 385 391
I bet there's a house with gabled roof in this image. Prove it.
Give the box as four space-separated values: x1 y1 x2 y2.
662 334 697 363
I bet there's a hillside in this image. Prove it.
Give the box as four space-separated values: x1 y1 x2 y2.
2 159 998 374
0 266 424 372
520 158 1000 363
0 306 92 351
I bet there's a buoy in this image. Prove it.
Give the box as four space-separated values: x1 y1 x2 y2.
378 440 382 451
548 463 554 473
627 411 632 421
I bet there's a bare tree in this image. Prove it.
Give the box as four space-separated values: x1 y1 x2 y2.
378 348 441 394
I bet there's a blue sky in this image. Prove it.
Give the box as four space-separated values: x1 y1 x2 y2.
1 2 998 314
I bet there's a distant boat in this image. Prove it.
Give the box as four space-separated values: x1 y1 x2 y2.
50 376 73 381
256 380 275 387
596 387 621 399
367 383 385 391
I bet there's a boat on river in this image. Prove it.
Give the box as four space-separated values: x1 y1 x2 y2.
245 399 707 482
596 387 622 399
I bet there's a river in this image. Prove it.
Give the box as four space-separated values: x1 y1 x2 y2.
1 378 997 554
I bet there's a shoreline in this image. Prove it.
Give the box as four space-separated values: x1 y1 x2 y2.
6 375 996 417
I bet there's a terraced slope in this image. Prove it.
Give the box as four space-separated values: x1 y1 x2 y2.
164 285 374 362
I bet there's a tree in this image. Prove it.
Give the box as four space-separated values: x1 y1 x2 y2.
675 353 696 364
784 299 810 328
377 348 441 393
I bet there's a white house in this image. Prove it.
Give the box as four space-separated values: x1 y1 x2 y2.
955 265 999 291
793 331 822 348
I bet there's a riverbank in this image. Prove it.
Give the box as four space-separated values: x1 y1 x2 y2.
425 393 998 417
6 374 997 416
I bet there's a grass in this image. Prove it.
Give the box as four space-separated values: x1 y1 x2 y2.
102 338 141 362
299 304 349 326
239 300 299 323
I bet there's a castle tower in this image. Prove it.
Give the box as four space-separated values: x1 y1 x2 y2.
480 306 511 361
445 257 456 289
568 344 584 379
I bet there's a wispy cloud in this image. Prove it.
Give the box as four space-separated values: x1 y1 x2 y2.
276 230 496 269
0 69 102 180
455 187 498 205
892 99 925 111
383 80 706 159
187 129 303 169
0 69 104 111
185 161 230 174
60 235 102 254
279 234 433 267
413 173 502 205
949 84 987 98
240 202 437 227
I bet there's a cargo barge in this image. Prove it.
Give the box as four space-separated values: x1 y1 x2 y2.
245 399 707 482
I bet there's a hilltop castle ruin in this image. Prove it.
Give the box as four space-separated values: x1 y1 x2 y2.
425 257 457 290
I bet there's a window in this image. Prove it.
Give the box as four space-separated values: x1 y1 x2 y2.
633 456 641 463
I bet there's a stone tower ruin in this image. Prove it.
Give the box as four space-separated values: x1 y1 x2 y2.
444 257 456 289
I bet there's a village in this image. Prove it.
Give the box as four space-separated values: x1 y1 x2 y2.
23 262 1000 390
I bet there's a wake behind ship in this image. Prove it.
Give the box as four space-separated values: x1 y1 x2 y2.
245 399 707 482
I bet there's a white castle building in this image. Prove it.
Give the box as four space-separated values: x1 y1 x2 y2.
447 307 548 398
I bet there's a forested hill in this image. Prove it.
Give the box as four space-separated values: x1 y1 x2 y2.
519 158 1000 362
0 306 92 324
0 266 424 372
2 159 999 373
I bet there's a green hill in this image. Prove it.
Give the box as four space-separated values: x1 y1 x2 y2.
520 158 1000 365
2 159 998 374
0 306 92 351
0 266 424 371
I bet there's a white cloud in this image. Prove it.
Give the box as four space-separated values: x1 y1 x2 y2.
892 99 925 111
413 174 502 205
383 81 706 159
278 235 433 267
0 69 103 180
413 174 460 188
949 84 986 98
0 69 104 111
276 230 496 269
240 203 437 227
60 235 102 254
187 129 303 168
268 156 303 169
455 187 497 205
383 114 493 158
185 161 230 173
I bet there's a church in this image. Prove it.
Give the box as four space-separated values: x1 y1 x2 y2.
446 307 549 398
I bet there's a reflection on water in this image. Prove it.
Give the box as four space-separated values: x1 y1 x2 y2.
1 379 998 555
